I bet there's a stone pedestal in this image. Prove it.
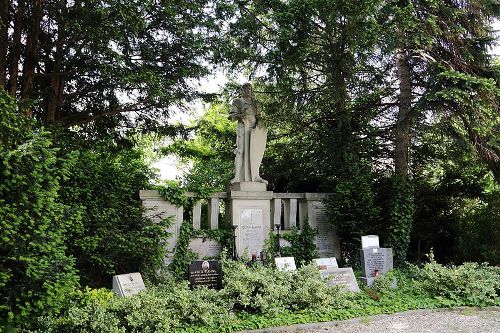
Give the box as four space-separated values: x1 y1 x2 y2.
226 187 273 259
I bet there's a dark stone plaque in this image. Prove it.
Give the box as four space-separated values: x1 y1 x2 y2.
188 260 222 289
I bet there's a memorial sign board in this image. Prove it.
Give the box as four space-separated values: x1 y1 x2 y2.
240 208 266 255
112 272 146 297
188 260 222 289
320 268 360 292
275 257 296 271
313 257 338 270
360 247 393 278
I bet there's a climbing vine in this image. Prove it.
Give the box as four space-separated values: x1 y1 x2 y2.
265 221 319 267
387 177 415 265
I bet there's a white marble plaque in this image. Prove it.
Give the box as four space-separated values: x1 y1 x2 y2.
189 238 222 258
362 235 380 249
313 257 338 270
275 257 296 271
240 208 265 255
112 272 146 297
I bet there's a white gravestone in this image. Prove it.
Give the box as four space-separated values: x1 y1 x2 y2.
362 235 380 249
112 272 146 297
313 257 339 270
240 208 265 255
275 257 297 271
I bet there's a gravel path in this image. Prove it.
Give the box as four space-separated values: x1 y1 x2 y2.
236 307 500 333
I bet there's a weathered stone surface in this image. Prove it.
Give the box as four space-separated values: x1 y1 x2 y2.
308 201 341 258
112 272 146 297
360 247 393 279
275 257 296 271
320 267 360 292
313 257 339 270
189 238 222 259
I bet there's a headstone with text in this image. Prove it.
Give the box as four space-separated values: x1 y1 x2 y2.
112 272 146 297
275 257 297 271
359 235 393 286
320 267 360 292
188 260 223 289
313 257 339 270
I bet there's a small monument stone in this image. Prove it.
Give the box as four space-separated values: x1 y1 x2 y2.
112 272 146 297
313 257 339 270
359 235 393 286
188 260 222 289
275 257 296 271
321 268 360 292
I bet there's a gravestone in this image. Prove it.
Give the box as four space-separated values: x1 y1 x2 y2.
188 260 223 289
361 235 380 248
189 238 222 259
320 268 360 292
313 257 339 270
112 272 146 297
359 235 393 286
308 200 341 258
275 257 296 271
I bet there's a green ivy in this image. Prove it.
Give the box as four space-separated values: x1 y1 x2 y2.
280 221 319 267
387 177 415 265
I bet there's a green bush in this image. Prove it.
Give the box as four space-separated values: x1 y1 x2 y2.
415 254 500 306
222 258 336 314
0 130 80 326
57 134 171 287
34 282 233 333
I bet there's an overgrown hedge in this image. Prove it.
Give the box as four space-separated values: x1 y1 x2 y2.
29 257 500 333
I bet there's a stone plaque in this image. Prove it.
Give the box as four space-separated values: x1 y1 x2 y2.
188 260 222 289
313 257 338 270
361 235 379 249
310 202 341 258
112 272 146 297
275 257 296 271
360 247 393 278
189 238 222 259
240 208 265 255
321 268 359 292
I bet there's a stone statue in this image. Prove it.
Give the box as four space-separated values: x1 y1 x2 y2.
229 83 268 185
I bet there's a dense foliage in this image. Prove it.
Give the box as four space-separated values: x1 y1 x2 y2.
31 258 500 333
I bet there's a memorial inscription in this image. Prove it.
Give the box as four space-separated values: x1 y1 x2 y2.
321 268 360 292
112 272 146 297
240 208 265 254
188 260 222 289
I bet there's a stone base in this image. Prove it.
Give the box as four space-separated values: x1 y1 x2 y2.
360 277 376 287
228 181 267 192
226 192 272 259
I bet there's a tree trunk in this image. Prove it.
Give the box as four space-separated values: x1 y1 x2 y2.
394 50 412 182
9 0 23 97
21 0 44 117
0 0 8 88
46 5 65 122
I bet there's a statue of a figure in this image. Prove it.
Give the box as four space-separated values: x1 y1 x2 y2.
229 83 268 184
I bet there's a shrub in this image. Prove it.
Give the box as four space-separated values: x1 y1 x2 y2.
34 282 233 333
415 254 500 306
0 130 80 326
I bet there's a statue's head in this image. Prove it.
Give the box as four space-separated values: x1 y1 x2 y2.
241 83 253 98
